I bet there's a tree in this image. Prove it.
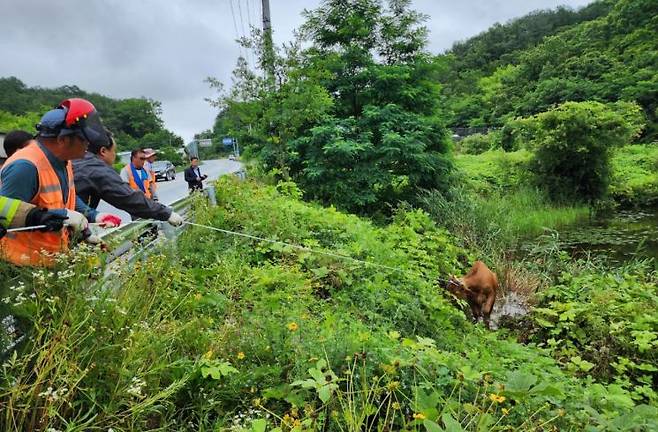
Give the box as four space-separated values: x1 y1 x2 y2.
522 101 644 202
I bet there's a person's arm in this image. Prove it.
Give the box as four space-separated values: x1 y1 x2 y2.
0 160 39 202
97 164 172 220
184 167 194 183
75 196 99 221
0 196 34 229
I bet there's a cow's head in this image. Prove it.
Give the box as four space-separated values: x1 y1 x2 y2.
444 275 467 299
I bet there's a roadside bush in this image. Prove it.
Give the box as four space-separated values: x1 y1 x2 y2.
521 101 645 202
156 145 186 166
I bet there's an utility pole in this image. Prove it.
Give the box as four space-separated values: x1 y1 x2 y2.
261 0 275 87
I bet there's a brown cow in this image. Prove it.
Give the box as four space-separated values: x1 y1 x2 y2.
443 261 498 329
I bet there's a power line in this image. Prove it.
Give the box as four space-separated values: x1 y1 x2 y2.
245 0 254 64
236 0 253 66
229 0 245 60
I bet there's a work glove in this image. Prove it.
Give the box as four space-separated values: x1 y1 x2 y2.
167 211 184 227
25 208 68 232
81 227 103 245
95 212 122 228
63 209 89 233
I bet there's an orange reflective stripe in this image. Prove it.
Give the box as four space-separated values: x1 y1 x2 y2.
0 142 73 267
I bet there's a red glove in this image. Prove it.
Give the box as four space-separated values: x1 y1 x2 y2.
95 213 122 228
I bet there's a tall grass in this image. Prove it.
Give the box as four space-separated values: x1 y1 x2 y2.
422 186 588 254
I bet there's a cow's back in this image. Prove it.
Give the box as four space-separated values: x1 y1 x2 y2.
463 261 497 295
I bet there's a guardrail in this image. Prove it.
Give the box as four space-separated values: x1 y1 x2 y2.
100 165 246 269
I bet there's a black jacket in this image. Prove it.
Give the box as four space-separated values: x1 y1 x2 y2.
184 166 205 190
73 153 172 220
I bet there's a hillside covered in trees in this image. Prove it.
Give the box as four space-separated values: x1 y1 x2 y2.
440 0 658 141
0 77 183 151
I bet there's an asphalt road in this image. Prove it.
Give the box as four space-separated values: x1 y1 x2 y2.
96 159 243 224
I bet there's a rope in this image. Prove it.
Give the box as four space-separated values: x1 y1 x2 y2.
7 222 115 233
181 221 421 276
6 225 47 233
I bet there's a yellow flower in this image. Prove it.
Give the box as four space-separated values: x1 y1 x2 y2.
392 402 401 410
194 293 202 301
237 351 245 360
386 381 400 391
502 408 509 415
489 393 506 404
203 350 213 359
287 322 299 332
413 413 426 420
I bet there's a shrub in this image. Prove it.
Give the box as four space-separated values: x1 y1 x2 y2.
521 101 645 202
456 132 501 155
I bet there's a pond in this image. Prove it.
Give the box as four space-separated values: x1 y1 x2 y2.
524 208 658 264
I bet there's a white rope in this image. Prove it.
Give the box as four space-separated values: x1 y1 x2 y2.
7 222 113 233
6 225 47 233
181 221 419 276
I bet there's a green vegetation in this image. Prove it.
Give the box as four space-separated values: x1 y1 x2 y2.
0 77 183 152
2 178 656 431
454 142 658 208
1 0 657 429
515 101 644 202
609 144 658 205
422 186 588 254
440 0 658 141
206 0 452 216
529 260 658 403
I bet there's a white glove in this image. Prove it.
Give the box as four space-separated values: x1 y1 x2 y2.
64 209 89 233
84 234 103 245
167 211 184 227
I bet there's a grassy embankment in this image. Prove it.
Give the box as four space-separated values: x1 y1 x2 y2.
1 177 656 431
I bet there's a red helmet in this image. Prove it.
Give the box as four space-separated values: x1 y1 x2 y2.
36 98 107 147
60 98 97 127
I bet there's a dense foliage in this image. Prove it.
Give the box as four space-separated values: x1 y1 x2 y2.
529 260 658 403
518 101 644 202
440 0 658 142
206 0 452 215
2 178 656 431
0 77 183 151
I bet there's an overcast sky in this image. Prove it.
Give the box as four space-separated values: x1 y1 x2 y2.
0 0 593 143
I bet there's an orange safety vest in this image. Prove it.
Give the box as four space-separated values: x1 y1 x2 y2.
0 143 76 267
125 166 152 199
